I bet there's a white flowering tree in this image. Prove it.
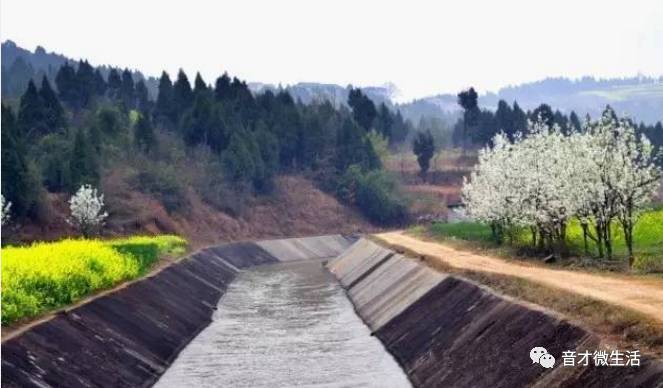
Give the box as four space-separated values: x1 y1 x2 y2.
68 185 108 237
1 194 11 226
462 106 661 265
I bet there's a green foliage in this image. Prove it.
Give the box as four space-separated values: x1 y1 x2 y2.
69 128 99 191
1 235 187 325
429 208 663 273
1 105 47 220
348 87 377 131
38 133 72 192
221 130 256 183
134 113 157 153
337 165 408 225
413 130 435 179
131 164 186 212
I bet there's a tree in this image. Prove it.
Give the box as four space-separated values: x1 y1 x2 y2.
68 184 108 237
107 68 122 100
134 113 156 153
1 194 11 226
347 88 377 131
93 69 107 96
413 130 435 181
155 71 175 125
173 69 193 120
254 123 280 193
214 73 232 101
135 79 150 113
120 69 135 109
69 128 99 190
1 105 46 219
55 62 78 108
39 76 66 132
194 72 208 95
75 60 96 108
17 80 46 139
457 87 479 149
221 130 256 184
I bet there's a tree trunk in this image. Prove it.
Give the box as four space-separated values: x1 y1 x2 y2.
581 223 589 256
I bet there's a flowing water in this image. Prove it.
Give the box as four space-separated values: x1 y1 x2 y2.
155 259 411 388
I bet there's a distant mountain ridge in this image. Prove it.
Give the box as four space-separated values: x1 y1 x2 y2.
2 40 661 124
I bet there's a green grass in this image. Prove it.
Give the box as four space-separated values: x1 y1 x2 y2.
1 235 187 326
426 208 663 272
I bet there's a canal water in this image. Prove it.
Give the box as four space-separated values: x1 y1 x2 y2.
155 259 411 388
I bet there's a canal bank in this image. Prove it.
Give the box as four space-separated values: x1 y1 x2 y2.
327 238 663 388
1 235 354 388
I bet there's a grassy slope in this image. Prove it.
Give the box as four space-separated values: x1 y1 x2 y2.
1 235 186 325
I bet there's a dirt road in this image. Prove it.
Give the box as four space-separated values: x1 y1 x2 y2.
375 231 663 323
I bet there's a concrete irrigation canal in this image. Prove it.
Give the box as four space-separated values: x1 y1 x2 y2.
2 235 663 387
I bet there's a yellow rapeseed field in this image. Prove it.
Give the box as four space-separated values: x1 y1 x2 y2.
1 235 186 325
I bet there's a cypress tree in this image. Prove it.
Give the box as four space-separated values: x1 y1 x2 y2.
348 88 377 131
75 60 96 108
135 80 150 113
93 69 107 96
134 113 156 153
17 80 46 138
194 72 208 95
214 73 232 101
39 76 66 132
155 71 175 125
1 105 45 219
69 128 99 190
173 69 193 119
107 68 122 100
120 69 135 109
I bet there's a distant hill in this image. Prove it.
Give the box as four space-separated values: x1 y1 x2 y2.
403 76 663 124
2 40 661 124
1 40 158 100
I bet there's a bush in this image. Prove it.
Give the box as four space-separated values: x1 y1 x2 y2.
354 169 408 225
131 164 187 212
1 235 186 325
335 165 408 225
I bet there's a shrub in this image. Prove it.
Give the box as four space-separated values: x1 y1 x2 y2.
131 164 187 212
355 170 409 225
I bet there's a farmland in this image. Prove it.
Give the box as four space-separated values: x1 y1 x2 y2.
1 235 186 325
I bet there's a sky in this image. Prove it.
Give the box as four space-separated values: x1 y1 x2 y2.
2 0 662 102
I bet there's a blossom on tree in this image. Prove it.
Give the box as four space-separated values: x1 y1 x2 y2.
462 106 661 264
1 194 11 226
68 184 108 237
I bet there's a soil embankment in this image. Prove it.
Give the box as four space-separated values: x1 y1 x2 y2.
327 238 663 387
375 231 663 323
1 235 352 388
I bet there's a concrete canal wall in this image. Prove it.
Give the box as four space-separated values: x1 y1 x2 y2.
1 235 352 388
327 238 663 388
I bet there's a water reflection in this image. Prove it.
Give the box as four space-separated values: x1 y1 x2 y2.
156 260 411 388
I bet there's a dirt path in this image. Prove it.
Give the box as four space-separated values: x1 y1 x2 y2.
375 231 663 323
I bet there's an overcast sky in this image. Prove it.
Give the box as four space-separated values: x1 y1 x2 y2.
2 0 662 102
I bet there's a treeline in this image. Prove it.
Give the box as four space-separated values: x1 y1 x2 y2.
453 87 663 155
1 60 410 226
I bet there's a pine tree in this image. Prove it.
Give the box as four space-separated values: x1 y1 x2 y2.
214 73 232 101
120 69 135 109
75 60 96 109
93 69 107 96
17 80 46 139
348 88 377 131
254 124 280 192
69 128 99 190
1 105 45 219
194 72 208 95
135 80 150 113
107 68 122 100
155 71 175 125
221 130 255 183
173 69 193 119
413 130 435 181
39 76 66 132
134 113 156 153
